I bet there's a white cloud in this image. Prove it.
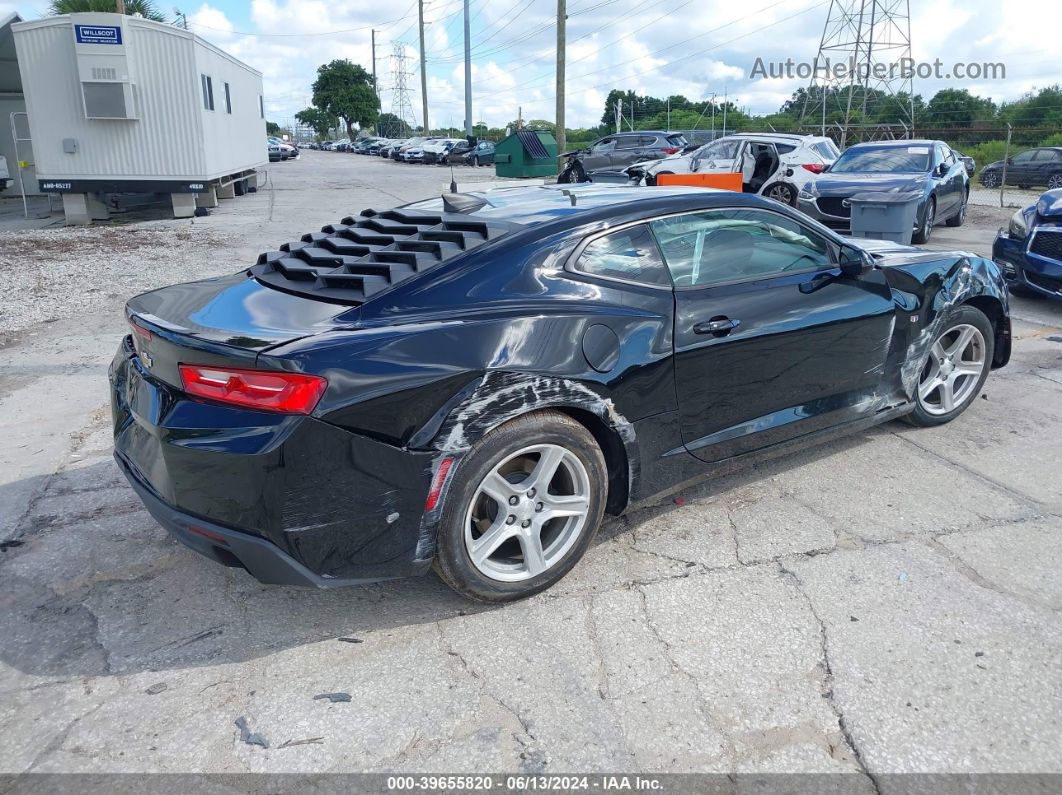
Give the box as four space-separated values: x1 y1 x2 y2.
170 0 1059 129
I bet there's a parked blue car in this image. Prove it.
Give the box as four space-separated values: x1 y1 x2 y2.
797 140 969 244
992 188 1062 299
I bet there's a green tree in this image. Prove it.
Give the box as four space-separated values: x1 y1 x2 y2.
265 121 281 136
295 106 335 138
48 0 166 20
375 112 408 136
311 60 379 139
923 88 996 128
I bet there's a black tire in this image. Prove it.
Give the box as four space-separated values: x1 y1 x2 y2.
471 155 479 167
763 181 798 206
980 172 1000 189
912 197 936 244
433 410 608 603
558 161 587 184
945 189 968 227
904 305 994 427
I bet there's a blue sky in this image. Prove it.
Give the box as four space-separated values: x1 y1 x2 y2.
4 0 1059 131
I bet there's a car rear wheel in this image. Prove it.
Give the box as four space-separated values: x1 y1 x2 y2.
980 172 1000 188
912 197 935 244
433 411 607 602
905 306 993 427
764 182 797 206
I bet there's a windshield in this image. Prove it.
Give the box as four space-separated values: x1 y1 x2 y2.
831 145 931 173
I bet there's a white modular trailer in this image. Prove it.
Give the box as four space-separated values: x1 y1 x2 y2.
12 13 266 200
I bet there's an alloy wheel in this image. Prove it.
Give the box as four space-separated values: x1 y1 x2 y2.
917 323 987 416
464 443 591 582
981 172 999 188
766 183 796 205
1049 174 1062 190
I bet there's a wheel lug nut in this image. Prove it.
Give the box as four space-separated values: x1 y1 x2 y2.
527 488 536 498
506 515 516 525
508 496 519 506
536 502 543 512
521 519 531 528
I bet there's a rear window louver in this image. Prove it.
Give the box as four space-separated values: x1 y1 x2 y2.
250 207 518 305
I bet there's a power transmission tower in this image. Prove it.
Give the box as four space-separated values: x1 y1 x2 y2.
390 42 417 137
801 0 915 143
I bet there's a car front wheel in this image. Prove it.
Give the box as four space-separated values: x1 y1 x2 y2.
1048 173 1062 190
912 197 935 244
471 155 479 167
980 172 1000 188
906 306 993 427
434 410 607 602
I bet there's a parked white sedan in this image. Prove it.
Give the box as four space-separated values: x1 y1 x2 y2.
626 133 839 206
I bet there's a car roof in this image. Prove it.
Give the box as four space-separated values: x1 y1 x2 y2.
404 184 777 227
847 139 942 148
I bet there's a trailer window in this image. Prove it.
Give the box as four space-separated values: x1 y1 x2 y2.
259 95 264 119
224 82 232 114
201 75 214 111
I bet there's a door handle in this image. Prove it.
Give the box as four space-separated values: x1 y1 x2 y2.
693 317 740 336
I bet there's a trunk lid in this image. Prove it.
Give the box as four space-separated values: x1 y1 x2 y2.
126 272 351 388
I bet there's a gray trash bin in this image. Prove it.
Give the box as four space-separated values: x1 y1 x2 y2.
847 190 922 245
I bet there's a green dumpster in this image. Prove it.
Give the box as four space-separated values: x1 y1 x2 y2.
494 130 558 178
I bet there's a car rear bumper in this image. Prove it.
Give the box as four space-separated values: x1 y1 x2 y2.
109 336 437 585
993 231 1062 299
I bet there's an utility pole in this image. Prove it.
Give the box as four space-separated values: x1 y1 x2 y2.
615 98 621 134
710 93 716 136
463 0 472 140
418 0 429 134
555 0 566 165
371 30 377 90
666 97 670 132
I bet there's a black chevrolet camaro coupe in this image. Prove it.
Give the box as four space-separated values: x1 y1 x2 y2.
110 185 1011 601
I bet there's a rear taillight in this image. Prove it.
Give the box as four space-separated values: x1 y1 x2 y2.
661 148 680 155
178 364 327 414
801 163 826 173
129 319 152 340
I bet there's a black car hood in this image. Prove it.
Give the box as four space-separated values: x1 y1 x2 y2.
813 173 930 196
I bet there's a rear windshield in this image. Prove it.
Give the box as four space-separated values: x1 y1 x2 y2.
813 141 839 160
667 134 688 147
830 145 931 173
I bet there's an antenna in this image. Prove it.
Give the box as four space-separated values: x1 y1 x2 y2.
449 163 457 194
800 0 915 144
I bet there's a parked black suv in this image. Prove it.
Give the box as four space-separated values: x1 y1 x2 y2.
980 147 1062 190
560 131 688 182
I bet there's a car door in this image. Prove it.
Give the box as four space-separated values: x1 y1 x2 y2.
651 206 897 462
932 144 958 216
1007 149 1038 185
693 139 740 175
583 137 617 170
1032 149 1058 187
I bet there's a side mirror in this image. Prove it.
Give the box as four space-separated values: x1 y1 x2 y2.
936 163 948 177
839 244 872 277
1006 157 1013 165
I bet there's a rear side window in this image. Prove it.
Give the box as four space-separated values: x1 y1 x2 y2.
775 143 796 154
574 224 670 286
667 134 688 147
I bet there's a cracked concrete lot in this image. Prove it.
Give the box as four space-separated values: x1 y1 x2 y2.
1 152 1060 780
